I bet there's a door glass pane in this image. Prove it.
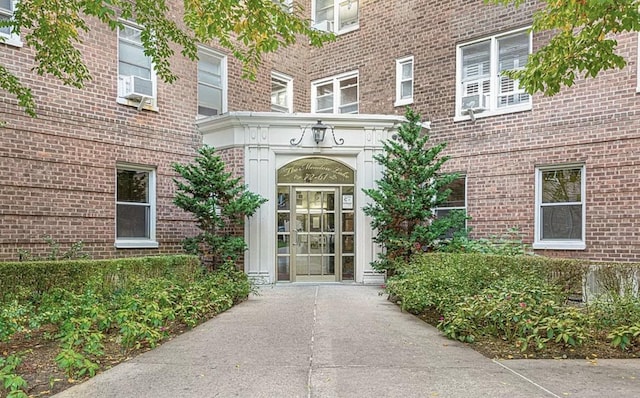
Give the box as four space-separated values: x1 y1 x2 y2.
324 256 335 275
343 235 354 254
296 256 309 275
342 212 354 232
342 256 354 280
309 256 322 275
324 213 335 232
324 234 335 254
277 235 289 255
278 213 290 233
324 192 335 210
278 256 290 281
295 214 307 232
298 234 309 254
277 187 290 210
309 235 323 254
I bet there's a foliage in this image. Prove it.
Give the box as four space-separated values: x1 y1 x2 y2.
438 227 530 256
487 0 640 96
173 146 267 269
0 354 28 398
386 253 640 354
17 235 90 262
362 108 466 273
0 262 251 381
0 0 333 117
0 255 200 299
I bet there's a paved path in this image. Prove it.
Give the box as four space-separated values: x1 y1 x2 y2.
55 285 640 398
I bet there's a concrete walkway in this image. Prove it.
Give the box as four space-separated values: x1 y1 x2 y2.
55 285 640 398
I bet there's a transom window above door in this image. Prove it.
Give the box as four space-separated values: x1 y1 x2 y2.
311 71 359 114
456 27 532 121
313 0 359 34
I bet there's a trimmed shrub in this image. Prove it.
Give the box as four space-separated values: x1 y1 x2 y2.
0 255 200 300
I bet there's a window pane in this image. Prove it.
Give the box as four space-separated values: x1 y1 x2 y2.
198 84 222 115
338 0 358 29
316 82 333 96
542 169 582 203
542 205 582 240
119 41 151 69
440 177 466 208
120 26 142 43
0 0 12 11
401 81 413 99
315 0 334 22
462 41 490 81
498 32 529 72
401 62 412 79
117 170 149 203
117 204 150 238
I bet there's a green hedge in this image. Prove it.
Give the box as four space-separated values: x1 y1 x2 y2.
0 255 200 299
394 253 640 301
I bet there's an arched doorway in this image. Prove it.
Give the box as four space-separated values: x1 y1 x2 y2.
276 157 355 282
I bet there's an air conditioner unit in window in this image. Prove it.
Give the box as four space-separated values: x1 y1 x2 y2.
461 93 489 122
119 75 154 101
312 20 334 32
461 93 488 112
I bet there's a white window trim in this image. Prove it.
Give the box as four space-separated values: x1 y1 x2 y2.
454 27 532 122
115 164 158 249
311 0 359 35
116 21 158 111
395 55 414 107
271 71 293 113
533 164 586 250
0 0 23 47
197 46 227 118
311 70 359 113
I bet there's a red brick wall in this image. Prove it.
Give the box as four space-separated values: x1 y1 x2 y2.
303 0 640 262
0 13 202 260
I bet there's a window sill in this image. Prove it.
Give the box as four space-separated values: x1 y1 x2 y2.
453 103 532 122
0 35 23 48
115 240 159 249
532 241 586 251
394 98 414 107
116 97 159 112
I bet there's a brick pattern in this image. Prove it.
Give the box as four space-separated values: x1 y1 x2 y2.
302 0 640 262
3 0 640 264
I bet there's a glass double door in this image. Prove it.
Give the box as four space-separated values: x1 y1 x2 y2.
278 187 350 282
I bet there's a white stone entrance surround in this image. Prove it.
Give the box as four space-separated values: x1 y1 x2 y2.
198 112 406 284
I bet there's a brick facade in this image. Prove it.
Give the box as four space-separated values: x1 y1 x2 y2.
2 0 640 263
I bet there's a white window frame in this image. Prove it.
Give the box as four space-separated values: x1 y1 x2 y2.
395 55 414 107
273 0 293 13
311 70 359 114
271 71 293 113
312 0 359 35
455 27 532 121
0 0 22 47
197 46 227 118
117 21 158 110
533 164 586 250
115 164 158 249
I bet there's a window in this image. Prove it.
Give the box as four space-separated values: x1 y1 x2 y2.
311 71 358 114
116 166 157 248
534 165 586 250
456 28 531 120
198 47 226 117
117 22 156 109
313 0 358 34
395 56 414 106
0 0 21 47
271 72 293 113
274 0 293 12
